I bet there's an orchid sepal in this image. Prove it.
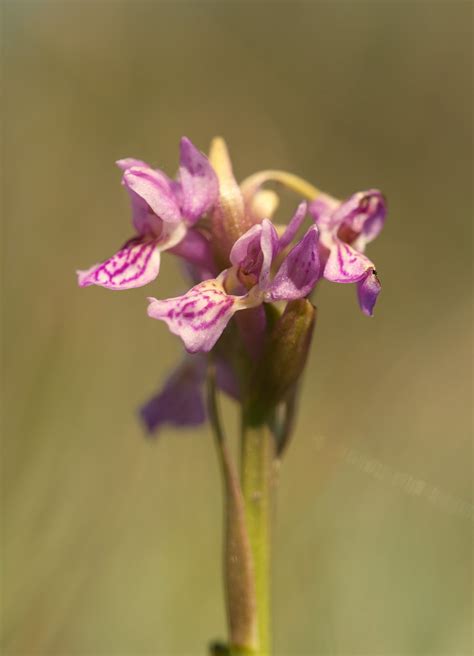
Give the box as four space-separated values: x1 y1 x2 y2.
245 299 316 425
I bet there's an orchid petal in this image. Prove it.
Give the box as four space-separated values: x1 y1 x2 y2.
229 224 262 268
357 269 381 316
278 202 307 251
169 228 215 272
147 278 247 353
228 220 278 289
178 137 219 223
124 167 182 224
312 189 387 252
77 237 162 290
116 158 149 172
140 356 207 434
331 190 379 232
117 162 161 236
266 226 319 301
324 239 374 283
349 190 387 251
125 188 163 236
258 219 279 289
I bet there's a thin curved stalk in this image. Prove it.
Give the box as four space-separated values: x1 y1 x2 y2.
240 170 322 202
207 365 258 653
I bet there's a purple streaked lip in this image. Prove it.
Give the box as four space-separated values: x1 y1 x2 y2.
147 207 321 353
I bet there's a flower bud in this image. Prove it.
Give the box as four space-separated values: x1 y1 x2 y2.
209 137 254 266
245 299 316 425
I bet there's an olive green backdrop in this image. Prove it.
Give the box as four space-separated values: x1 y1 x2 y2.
2 1 472 654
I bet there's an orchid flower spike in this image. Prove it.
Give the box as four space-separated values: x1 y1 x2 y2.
147 203 320 353
77 138 218 290
309 189 387 316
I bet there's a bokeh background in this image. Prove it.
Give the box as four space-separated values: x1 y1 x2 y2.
2 1 472 654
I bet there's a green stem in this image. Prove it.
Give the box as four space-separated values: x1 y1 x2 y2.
241 419 274 656
207 366 258 654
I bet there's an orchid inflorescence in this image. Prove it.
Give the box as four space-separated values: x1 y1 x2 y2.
78 137 386 440
78 137 386 654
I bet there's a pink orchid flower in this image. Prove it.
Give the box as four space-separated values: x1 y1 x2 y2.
77 138 218 290
309 189 386 316
147 203 320 353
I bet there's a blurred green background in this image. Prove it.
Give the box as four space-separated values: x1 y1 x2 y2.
2 1 472 654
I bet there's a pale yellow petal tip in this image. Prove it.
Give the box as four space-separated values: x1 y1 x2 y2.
209 135 227 152
209 136 234 180
251 189 280 220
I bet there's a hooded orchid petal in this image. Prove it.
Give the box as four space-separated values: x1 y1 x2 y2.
311 189 386 252
266 226 320 300
118 161 173 235
229 220 278 289
123 167 182 224
258 219 279 290
348 190 387 251
77 237 163 290
126 188 163 236
178 137 219 223
357 269 381 316
331 190 385 238
147 278 251 353
229 224 263 268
